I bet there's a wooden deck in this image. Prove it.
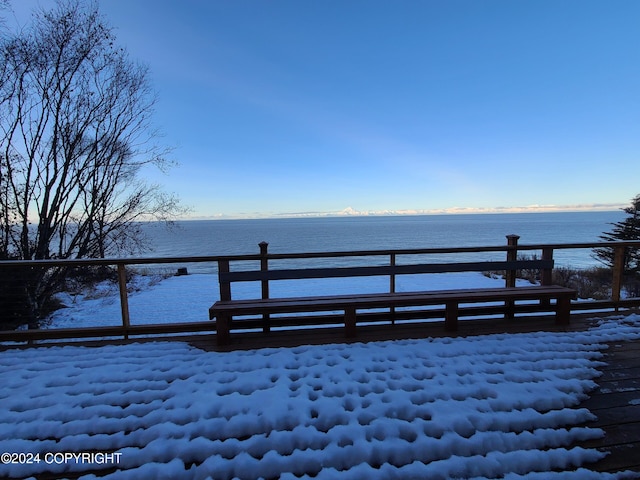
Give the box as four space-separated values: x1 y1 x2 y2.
196 313 640 475
3 312 640 476
146 312 640 476
577 339 640 474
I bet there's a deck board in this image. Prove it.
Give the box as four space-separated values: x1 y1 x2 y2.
576 340 640 474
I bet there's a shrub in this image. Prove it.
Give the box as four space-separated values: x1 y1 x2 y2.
483 254 542 284
552 266 611 300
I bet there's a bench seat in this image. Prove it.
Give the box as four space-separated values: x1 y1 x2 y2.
210 285 577 345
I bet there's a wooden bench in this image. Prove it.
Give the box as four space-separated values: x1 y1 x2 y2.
209 255 577 346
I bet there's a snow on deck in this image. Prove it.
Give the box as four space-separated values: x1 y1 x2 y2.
2 316 640 479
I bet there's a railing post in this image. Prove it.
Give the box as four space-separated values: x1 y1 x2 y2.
505 234 520 288
539 247 554 308
216 258 232 344
259 241 270 333
218 259 231 301
390 253 396 325
505 234 520 319
541 247 554 286
117 263 130 339
612 245 625 311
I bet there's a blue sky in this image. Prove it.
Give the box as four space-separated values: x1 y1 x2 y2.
8 1 640 218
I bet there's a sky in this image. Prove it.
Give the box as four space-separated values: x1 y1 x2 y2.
5 0 640 219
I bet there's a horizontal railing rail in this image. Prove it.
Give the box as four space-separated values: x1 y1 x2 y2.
1 237 640 343
220 260 555 283
2 240 640 266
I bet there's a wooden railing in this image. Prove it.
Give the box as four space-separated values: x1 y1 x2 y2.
1 236 640 343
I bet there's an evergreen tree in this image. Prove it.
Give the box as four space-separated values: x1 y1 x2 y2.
593 195 640 273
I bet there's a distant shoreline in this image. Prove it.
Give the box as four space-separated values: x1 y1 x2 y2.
182 205 624 222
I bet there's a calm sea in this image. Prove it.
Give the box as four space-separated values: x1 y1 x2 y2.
139 211 624 274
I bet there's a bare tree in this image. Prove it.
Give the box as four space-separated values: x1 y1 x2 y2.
0 0 183 328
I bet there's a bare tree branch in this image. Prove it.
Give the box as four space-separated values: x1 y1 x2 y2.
0 0 185 327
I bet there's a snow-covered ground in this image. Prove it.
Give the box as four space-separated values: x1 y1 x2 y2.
2 315 640 479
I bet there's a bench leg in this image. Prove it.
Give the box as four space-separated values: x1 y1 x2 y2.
505 299 515 320
345 307 357 338
216 313 231 346
445 301 458 332
555 296 571 325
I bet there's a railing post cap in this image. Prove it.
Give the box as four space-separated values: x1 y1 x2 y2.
259 241 269 247
506 235 520 246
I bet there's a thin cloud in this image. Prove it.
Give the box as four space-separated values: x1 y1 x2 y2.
186 202 625 220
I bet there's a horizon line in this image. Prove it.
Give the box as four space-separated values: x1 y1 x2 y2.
183 202 626 221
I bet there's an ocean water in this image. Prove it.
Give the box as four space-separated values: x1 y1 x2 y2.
139 211 624 274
